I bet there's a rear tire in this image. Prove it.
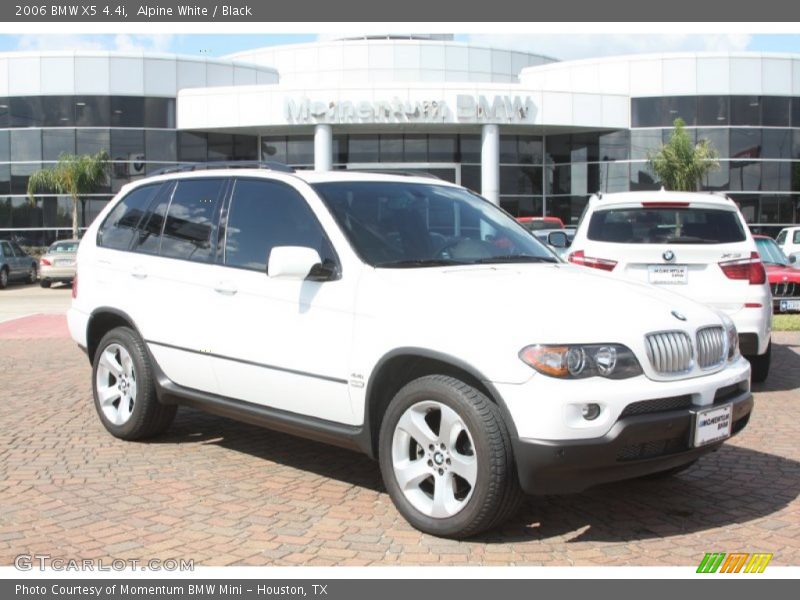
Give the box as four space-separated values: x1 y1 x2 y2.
0 267 7 289
40 279 51 288
378 375 521 538
748 341 771 383
92 326 177 440
28 264 37 284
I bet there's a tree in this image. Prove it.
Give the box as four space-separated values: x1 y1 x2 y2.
648 118 719 191
27 151 110 239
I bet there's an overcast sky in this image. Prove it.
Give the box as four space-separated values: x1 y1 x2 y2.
0 33 798 60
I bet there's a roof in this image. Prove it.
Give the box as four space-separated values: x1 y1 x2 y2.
589 190 737 208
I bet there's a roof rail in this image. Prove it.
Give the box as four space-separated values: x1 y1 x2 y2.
149 161 295 176
345 169 442 180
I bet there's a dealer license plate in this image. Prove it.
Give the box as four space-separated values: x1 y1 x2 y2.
648 264 688 284
693 404 732 447
779 299 800 312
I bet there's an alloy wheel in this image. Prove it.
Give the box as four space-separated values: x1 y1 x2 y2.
95 343 137 426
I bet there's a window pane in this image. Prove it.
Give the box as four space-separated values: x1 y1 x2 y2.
10 97 44 127
11 163 39 194
144 97 175 128
287 136 313 165
701 161 729 191
82 198 110 229
500 166 542 194
145 130 177 167
207 133 234 161
131 186 171 255
598 130 629 161
546 196 589 227
178 132 207 162
0 164 10 195
261 136 287 162
730 129 762 159
75 96 110 127
460 165 481 193
111 97 144 127
0 98 9 128
98 184 162 251
10 130 41 161
731 195 758 223
41 196 71 228
665 96 696 126
794 130 800 160
696 128 729 159
547 164 571 195
759 195 793 223
42 129 75 161
428 135 457 162
518 136 543 164
458 135 481 163
0 197 10 228
761 96 791 127
729 161 762 191
793 98 800 127
347 135 378 163
761 161 792 191
111 129 144 161
571 133 599 163
234 135 258 161
9 196 43 227
545 134 571 164
404 134 427 162
630 163 659 191
499 136 518 163
76 129 110 156
631 97 665 128
225 179 333 272
0 130 9 162
697 96 729 125
761 129 792 159
730 96 761 126
379 135 403 162
332 135 347 164
600 162 629 193
160 179 225 262
630 129 663 160
42 96 74 127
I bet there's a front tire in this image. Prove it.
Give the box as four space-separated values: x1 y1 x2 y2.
28 264 37 284
40 279 51 288
748 341 771 384
92 326 177 440
378 375 521 538
0 268 8 289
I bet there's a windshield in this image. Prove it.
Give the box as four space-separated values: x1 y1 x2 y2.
312 182 557 267
755 237 789 266
49 241 78 253
587 208 746 244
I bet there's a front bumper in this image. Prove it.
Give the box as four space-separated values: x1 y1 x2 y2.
512 389 753 495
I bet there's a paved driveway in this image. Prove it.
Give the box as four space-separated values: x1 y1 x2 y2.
1 315 798 566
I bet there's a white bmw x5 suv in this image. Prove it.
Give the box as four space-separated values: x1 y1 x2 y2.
568 190 772 382
69 164 753 538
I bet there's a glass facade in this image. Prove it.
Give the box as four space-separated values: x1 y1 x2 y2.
0 95 257 246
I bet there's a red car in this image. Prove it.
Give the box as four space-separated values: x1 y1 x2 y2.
754 235 800 313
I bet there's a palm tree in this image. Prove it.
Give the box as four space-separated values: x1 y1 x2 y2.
27 151 110 239
648 118 720 191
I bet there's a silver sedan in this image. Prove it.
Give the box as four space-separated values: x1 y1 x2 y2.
39 240 78 288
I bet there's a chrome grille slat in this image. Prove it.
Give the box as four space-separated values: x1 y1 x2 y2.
645 331 693 374
696 326 725 369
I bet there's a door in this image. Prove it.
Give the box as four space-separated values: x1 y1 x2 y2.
210 178 357 425
10 242 28 278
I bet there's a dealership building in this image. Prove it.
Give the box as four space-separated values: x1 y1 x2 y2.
2 34 800 244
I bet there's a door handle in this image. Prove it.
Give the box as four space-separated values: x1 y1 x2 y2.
214 282 237 296
131 266 148 279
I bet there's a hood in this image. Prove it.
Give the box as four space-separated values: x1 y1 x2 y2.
765 264 800 283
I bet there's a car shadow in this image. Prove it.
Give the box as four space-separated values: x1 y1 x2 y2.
152 408 798 544
751 334 800 393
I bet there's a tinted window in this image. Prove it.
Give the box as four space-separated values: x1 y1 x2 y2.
731 96 761 126
697 96 729 125
0 241 11 257
144 97 175 128
42 129 76 161
75 97 110 127
225 179 334 273
159 179 225 263
312 181 556 267
111 97 144 127
587 208 746 244
177 132 207 162
761 96 791 127
98 184 162 250
795 231 800 244
76 129 110 156
776 230 787 244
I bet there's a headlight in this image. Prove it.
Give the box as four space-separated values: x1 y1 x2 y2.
719 313 739 361
519 344 643 379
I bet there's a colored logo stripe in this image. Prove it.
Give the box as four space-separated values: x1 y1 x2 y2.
697 552 773 573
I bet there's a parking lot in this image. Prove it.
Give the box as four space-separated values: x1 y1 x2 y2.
1 285 799 566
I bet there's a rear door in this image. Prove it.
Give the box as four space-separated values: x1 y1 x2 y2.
584 202 753 310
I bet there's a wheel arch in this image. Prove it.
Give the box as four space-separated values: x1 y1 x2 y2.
86 307 143 365
361 348 518 459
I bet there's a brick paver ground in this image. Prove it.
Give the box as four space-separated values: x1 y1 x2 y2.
1 315 798 566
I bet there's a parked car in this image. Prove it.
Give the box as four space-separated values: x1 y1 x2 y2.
516 216 565 231
776 226 800 258
568 190 772 383
69 165 753 538
516 217 574 258
753 235 800 314
39 239 79 288
0 239 38 289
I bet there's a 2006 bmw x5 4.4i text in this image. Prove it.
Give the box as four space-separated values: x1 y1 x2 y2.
68 163 753 538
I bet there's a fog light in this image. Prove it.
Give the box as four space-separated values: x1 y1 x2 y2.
581 403 601 421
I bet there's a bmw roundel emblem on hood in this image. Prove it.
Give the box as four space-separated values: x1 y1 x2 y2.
671 310 687 321
663 250 675 262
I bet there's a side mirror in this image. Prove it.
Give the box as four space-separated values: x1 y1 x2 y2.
789 254 797 265
268 246 333 281
548 231 569 249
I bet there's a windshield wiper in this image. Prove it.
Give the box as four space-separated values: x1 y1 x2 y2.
375 258 468 268
473 255 558 264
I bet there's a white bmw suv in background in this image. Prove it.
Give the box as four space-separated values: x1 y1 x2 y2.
568 190 772 382
69 165 753 538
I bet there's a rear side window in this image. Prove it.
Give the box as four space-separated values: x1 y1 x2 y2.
159 179 226 263
0 241 11 257
794 231 800 244
776 230 787 244
587 208 746 244
98 184 162 251
224 179 334 273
